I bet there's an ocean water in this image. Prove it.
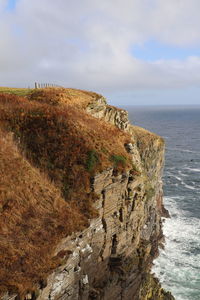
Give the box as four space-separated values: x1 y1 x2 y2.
125 105 200 300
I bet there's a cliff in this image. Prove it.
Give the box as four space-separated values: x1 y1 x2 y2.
0 88 174 300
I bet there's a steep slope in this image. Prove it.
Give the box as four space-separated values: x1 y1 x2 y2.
0 88 174 300
0 129 84 296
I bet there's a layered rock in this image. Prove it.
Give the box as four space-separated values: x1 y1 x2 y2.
0 92 174 300
86 97 130 131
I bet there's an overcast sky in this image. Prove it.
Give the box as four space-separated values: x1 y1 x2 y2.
1 0 200 105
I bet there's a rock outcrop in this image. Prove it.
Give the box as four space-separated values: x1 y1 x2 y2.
86 97 130 131
0 90 174 300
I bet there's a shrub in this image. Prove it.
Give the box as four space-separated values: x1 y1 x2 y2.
86 150 99 172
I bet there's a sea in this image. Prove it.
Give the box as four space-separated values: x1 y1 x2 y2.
124 105 200 300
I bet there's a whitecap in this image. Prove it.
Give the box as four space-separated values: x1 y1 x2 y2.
166 174 199 191
177 170 188 177
167 148 200 154
167 174 184 183
167 174 200 191
153 196 200 300
184 167 200 173
183 183 198 191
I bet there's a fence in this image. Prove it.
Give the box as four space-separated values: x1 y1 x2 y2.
34 82 63 89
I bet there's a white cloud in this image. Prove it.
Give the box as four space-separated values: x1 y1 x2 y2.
0 0 200 94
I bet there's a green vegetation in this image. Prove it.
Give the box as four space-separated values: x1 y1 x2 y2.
110 154 127 168
86 150 99 172
0 87 33 97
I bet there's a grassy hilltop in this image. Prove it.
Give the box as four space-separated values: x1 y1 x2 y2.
0 87 32 97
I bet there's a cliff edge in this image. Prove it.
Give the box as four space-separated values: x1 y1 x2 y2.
0 88 174 300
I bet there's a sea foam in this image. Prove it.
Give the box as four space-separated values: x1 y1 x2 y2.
153 197 200 300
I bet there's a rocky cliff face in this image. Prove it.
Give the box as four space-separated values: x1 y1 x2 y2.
34 98 174 300
0 91 174 300
86 97 130 131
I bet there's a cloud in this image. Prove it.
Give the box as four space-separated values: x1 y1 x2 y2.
0 0 200 96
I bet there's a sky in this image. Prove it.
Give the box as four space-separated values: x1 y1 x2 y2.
1 0 200 105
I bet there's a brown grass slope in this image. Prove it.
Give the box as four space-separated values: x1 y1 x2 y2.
0 129 84 296
0 87 100 106
0 90 133 296
28 87 101 108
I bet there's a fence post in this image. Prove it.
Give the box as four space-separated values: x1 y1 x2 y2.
34 82 63 89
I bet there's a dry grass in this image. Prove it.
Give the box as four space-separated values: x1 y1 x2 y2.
131 126 164 151
28 88 102 108
0 87 102 108
0 87 33 97
0 130 85 296
0 91 133 296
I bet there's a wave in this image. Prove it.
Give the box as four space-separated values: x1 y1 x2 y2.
165 173 200 191
184 167 200 173
153 197 200 300
183 183 198 191
177 170 188 177
167 148 200 154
